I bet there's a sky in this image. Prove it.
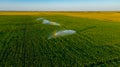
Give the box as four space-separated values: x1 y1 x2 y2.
0 0 120 11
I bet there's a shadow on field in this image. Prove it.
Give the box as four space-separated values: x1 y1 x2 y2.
0 32 4 35
80 26 97 32
0 25 97 36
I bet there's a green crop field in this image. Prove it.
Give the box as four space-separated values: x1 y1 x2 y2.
0 14 120 67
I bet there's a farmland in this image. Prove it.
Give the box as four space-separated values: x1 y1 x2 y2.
0 12 120 22
0 12 120 67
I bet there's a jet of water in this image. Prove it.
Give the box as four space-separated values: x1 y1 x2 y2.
42 19 60 26
48 30 76 39
36 18 44 21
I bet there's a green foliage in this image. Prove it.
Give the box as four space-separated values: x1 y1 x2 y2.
0 15 120 67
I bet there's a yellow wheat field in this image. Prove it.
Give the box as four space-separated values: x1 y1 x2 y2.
57 12 120 22
0 12 120 22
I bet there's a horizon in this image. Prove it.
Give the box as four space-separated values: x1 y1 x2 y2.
0 0 120 11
